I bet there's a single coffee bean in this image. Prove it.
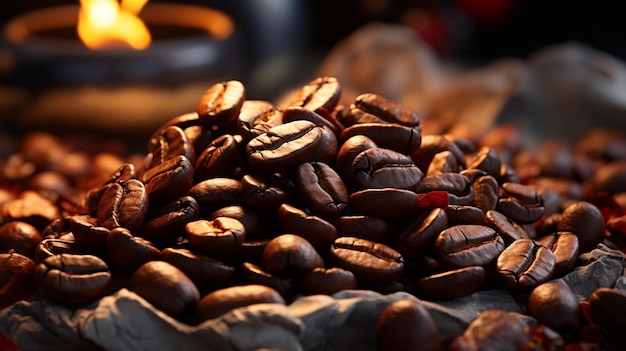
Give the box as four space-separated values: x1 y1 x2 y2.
287 76 341 113
196 284 286 322
194 134 242 181
376 299 440 351
106 227 161 271
415 173 473 206
0 221 43 260
196 80 245 128
34 253 111 304
261 234 324 273
294 161 348 218
411 134 466 172
161 247 235 292
147 125 196 168
585 287 626 350
537 231 579 277
496 182 545 224
139 196 200 243
411 266 485 301
445 205 485 226
335 135 377 184
427 150 459 175
349 188 420 220
240 174 291 209
393 208 448 259
351 148 423 190
496 238 556 292
340 123 421 156
130 260 200 316
556 201 605 253
150 112 203 142
300 267 357 295
246 120 323 173
332 215 393 243
467 146 502 178
34 239 88 264
237 100 282 142
462 169 499 213
329 237 404 284
186 217 246 258
449 310 532 351
0 251 36 309
238 261 296 298
353 93 421 127
97 179 149 232
484 210 529 244
311 125 339 165
434 225 504 268
68 215 109 248
277 204 337 248
207 205 267 239
282 106 340 136
527 282 583 336
188 178 243 213
142 155 194 203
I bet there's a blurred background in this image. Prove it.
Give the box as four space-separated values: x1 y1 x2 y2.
1 0 626 142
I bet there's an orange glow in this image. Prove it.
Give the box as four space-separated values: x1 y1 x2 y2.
77 0 151 50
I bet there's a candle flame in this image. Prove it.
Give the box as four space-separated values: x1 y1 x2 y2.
78 0 151 50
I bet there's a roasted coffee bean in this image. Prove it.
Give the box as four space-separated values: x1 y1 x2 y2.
415 173 473 206
295 161 348 218
151 112 203 142
394 208 448 259
311 125 339 164
106 227 161 271
196 80 245 128
240 174 291 209
340 123 421 156
300 267 357 295
376 299 440 351
496 238 556 292
83 163 137 214
426 150 459 175
353 93 421 127
277 204 337 248
287 76 341 113
41 217 70 240
462 169 499 213
147 126 195 168
1 190 61 231
207 205 267 239
0 221 43 260
434 225 504 268
585 287 626 350
527 282 583 336
194 134 242 181
479 124 523 165
161 247 235 292
537 231 579 277
130 260 200 316
186 217 245 258
68 215 109 248
0 251 36 309
233 238 270 264
188 178 243 213
411 265 485 301
196 284 286 322
335 134 377 183
412 134 466 172
445 205 485 226
246 120 323 173
329 237 403 284
139 196 200 242
142 155 194 203
467 146 502 178
449 310 532 351
35 239 89 264
557 201 605 253
484 210 529 244
332 215 392 243
261 234 324 273
238 261 296 298
97 179 149 232
574 128 626 161
351 148 423 190
349 188 420 220
282 106 339 136
237 100 282 142
34 253 111 304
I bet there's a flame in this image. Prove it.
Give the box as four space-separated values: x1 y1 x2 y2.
77 0 151 50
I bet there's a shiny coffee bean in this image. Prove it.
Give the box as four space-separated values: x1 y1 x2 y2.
150 112 203 142
350 188 420 220
311 125 339 165
340 123 421 156
376 299 440 351
353 93 421 127
196 80 245 128
411 134 466 172
237 100 282 142
35 239 86 264
68 215 109 248
556 201 606 253
351 148 423 190
240 174 291 209
411 265 485 301
287 76 341 113
426 150 459 175
0 251 36 309
186 217 245 258
246 120 323 173
329 237 404 284
142 155 194 203
496 238 556 292
335 134 378 183
147 125 195 168
527 282 583 336
194 134 242 181
434 225 504 268
415 173 473 206
294 161 348 218
106 227 161 271
332 215 393 243
130 260 200 316
261 234 324 273
496 182 545 224
139 196 200 242
97 179 149 232
34 253 111 304
196 284 286 322
161 247 235 292
282 106 340 136
537 231 579 277
445 205 485 226
300 267 357 295
238 261 296 298
394 208 448 260
467 146 502 178
586 287 626 350
277 204 337 248
449 310 532 351
462 169 499 213
207 206 266 239
484 210 529 244
188 178 243 213
0 221 43 260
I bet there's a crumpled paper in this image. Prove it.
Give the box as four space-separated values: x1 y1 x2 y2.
1 244 624 351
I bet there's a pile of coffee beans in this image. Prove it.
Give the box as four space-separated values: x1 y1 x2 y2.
1 76 626 350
